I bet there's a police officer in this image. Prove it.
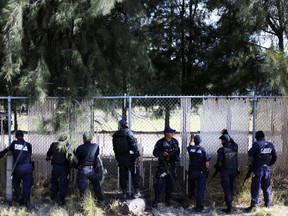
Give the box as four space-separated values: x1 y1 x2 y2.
152 126 180 208
46 134 71 205
112 119 141 199
74 131 104 201
245 131 277 212
2 130 34 209
214 129 238 214
187 134 210 212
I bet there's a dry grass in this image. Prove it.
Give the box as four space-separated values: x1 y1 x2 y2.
81 191 104 216
107 199 121 215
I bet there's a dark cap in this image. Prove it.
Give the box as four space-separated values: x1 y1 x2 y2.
15 130 24 137
255 131 265 140
194 135 202 144
219 134 230 142
164 126 176 133
119 119 128 128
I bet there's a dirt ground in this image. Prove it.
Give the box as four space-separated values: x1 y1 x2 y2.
1 191 288 216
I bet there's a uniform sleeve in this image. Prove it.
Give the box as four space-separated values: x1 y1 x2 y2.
95 145 100 157
248 142 258 157
8 142 14 151
0 147 9 158
269 145 277 166
127 130 140 156
153 139 163 157
28 143 32 155
203 148 211 162
46 143 54 158
215 148 223 169
174 139 180 156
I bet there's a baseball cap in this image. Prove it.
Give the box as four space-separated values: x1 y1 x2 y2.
219 134 230 142
255 131 265 140
164 126 176 133
194 135 202 144
15 130 24 137
119 119 128 128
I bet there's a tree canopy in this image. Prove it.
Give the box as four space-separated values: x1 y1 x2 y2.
0 0 287 98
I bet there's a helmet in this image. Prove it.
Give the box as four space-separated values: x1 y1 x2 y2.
83 131 93 141
193 135 202 144
219 134 230 143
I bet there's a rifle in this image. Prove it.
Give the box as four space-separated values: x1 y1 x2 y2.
208 167 219 184
242 163 253 186
159 156 175 185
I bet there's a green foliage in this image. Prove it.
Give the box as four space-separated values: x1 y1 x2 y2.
0 0 287 98
1 0 24 82
264 49 288 95
81 191 104 216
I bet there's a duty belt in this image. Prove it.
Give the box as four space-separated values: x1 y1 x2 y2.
81 165 94 169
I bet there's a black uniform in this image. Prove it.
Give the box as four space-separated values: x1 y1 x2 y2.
215 134 238 213
46 141 70 204
152 130 180 207
7 130 34 208
74 141 103 200
112 126 141 198
187 142 210 211
246 131 277 210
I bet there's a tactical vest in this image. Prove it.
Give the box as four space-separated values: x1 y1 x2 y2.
112 130 130 154
188 146 205 171
223 146 238 169
161 138 179 163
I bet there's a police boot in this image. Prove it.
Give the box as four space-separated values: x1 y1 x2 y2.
50 193 57 202
133 188 141 199
222 204 232 214
23 199 33 211
58 196 65 206
152 194 159 208
121 189 128 200
165 193 171 206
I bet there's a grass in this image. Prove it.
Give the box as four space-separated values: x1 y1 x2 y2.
80 191 104 216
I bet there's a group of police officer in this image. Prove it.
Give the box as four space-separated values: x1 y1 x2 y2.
185 129 277 213
0 122 278 214
149 126 277 214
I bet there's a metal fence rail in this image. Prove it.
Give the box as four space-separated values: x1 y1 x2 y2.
0 95 287 197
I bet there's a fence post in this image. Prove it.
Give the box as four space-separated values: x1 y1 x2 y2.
252 93 257 143
6 96 13 202
128 96 132 196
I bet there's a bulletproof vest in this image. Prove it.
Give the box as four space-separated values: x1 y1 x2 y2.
13 142 31 165
257 141 272 165
112 129 130 154
83 144 99 166
51 142 69 165
223 146 238 169
161 139 179 163
188 146 205 170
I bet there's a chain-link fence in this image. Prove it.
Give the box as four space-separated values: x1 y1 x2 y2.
0 96 287 196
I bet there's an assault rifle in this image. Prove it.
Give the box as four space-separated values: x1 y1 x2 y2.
242 162 253 186
208 166 219 184
159 156 175 185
